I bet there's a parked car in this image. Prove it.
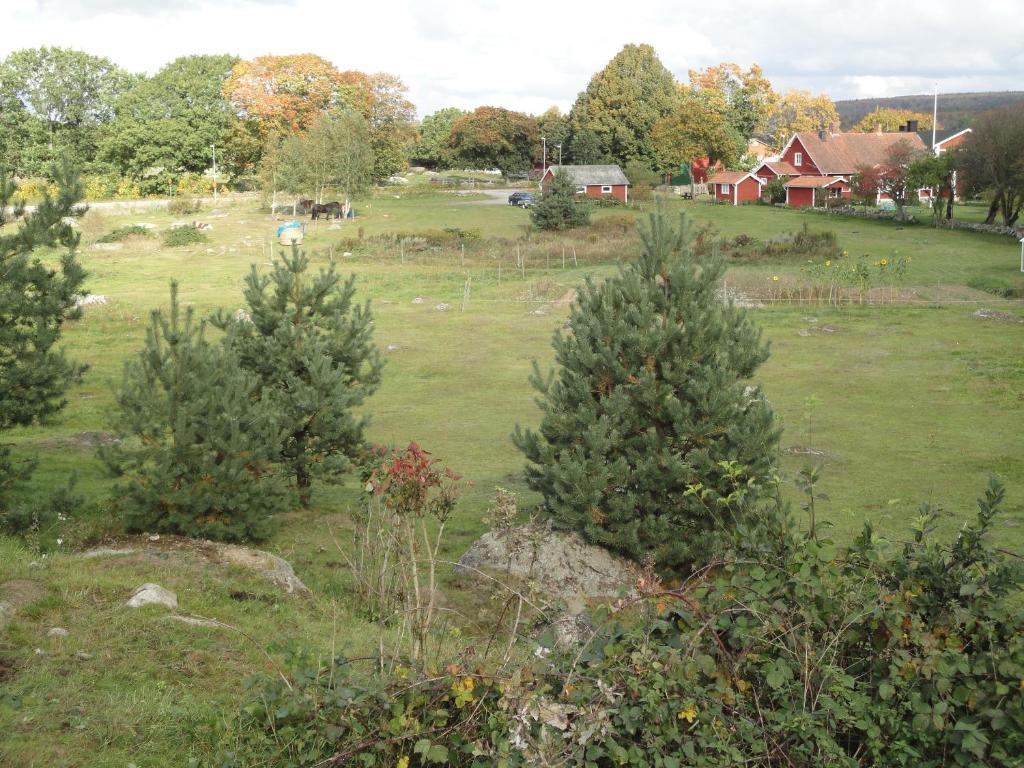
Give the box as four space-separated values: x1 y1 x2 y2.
508 191 534 207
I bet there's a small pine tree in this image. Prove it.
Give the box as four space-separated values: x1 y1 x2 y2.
0 163 87 507
214 247 383 506
531 168 591 231
107 283 293 542
513 209 780 569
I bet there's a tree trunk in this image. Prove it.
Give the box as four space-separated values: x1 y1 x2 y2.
293 431 311 507
984 190 1003 225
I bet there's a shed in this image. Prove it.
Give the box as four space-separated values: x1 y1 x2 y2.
783 176 851 208
709 171 764 206
541 165 630 203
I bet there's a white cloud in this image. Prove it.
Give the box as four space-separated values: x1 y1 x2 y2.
3 0 1021 117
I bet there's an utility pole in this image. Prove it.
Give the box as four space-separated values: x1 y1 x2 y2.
556 143 562 165
211 144 218 201
541 136 547 176
931 84 938 155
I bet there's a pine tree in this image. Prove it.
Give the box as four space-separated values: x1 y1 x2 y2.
214 247 383 506
513 210 780 569
107 283 293 542
0 162 86 506
530 168 591 231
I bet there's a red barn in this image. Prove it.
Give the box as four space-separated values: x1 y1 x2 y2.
784 176 851 207
780 128 927 179
709 171 764 205
540 165 630 203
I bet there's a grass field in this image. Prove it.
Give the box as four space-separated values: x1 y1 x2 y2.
2 189 1023 766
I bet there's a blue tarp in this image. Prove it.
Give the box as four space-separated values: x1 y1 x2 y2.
276 221 302 236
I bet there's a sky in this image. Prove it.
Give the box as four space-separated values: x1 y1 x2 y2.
4 0 1023 118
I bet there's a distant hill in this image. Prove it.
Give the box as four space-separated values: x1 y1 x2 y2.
834 91 1024 131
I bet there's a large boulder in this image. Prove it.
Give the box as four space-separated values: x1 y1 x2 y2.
455 523 638 601
126 583 178 610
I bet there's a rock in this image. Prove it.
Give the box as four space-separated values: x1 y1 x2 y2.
386 344 401 352
167 614 220 628
133 222 157 230
75 651 93 661
973 308 1024 324
0 580 46 632
549 612 592 648
126 583 178 610
386 175 409 185
212 544 310 595
434 303 451 311
74 294 108 308
455 523 638 601
411 297 425 304
342 251 353 258
91 243 122 251
80 548 135 559
47 627 69 638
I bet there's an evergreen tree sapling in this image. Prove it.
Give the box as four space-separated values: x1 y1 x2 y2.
214 247 383 506
513 210 780 569
530 167 591 231
108 283 292 542
0 163 87 506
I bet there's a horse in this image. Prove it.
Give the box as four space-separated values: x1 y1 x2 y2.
298 199 314 214
311 201 342 220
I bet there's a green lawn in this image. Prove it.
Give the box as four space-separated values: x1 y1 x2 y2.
2 190 1023 766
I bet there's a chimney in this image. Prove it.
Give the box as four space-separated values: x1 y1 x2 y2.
906 119 919 132
818 129 827 141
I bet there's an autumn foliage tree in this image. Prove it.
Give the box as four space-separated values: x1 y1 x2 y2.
687 62 777 139
223 54 349 139
956 105 1024 227
853 139 925 219
853 107 933 133
448 107 538 175
768 90 840 148
651 90 745 175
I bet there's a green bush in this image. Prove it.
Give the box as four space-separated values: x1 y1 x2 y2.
513 209 779 569
96 225 154 243
530 168 591 230
162 226 208 247
763 176 786 204
167 197 202 216
223 478 1024 767
105 283 293 542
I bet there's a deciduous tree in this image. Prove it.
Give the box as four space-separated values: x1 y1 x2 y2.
956 105 1024 227
412 107 465 168
448 107 538 176
687 62 777 138
367 73 418 180
568 44 679 167
768 90 840 148
852 107 933 133
651 90 745 174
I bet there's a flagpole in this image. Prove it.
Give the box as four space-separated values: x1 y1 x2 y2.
931 83 938 153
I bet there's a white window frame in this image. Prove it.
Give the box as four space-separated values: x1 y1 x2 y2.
575 185 586 194
600 185 613 194
721 183 731 193
794 152 803 166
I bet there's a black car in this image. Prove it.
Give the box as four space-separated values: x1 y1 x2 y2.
508 191 535 207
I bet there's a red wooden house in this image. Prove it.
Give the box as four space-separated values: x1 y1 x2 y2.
752 160 798 184
540 165 630 202
708 170 764 205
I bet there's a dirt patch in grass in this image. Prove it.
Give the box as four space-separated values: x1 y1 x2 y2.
0 655 19 682
0 579 47 631
972 308 1024 325
34 431 121 450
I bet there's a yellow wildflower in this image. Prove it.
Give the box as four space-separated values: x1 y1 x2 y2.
678 703 698 723
771 275 780 282
398 757 410 768
825 260 831 267
736 678 751 692
879 258 889 267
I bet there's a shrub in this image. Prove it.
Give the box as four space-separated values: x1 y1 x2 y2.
114 176 141 199
96 225 153 243
167 197 202 216
224 478 1024 768
162 226 208 247
763 176 786 204
105 283 293 542
176 172 212 196
513 208 779 570
590 213 637 235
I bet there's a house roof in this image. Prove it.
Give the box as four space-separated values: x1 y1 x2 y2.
787 131 928 174
755 160 798 177
545 165 629 186
709 170 762 185
918 128 972 149
784 175 848 189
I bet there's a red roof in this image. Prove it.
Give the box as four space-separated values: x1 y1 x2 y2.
784 175 848 189
756 161 798 176
787 131 927 175
708 170 761 185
